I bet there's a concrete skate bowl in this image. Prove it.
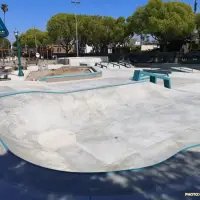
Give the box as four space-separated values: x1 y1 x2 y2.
26 66 102 82
0 82 200 173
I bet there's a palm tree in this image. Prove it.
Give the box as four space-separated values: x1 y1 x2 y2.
1 4 8 24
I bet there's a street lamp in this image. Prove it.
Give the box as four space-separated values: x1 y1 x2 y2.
71 0 80 57
14 30 24 76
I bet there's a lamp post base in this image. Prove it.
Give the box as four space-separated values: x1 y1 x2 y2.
18 69 24 77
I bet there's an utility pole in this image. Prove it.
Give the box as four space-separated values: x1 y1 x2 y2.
71 0 80 57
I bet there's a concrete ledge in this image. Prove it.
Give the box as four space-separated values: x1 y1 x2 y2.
58 56 109 67
39 67 102 82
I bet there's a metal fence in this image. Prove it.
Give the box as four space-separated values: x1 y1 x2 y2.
41 51 200 65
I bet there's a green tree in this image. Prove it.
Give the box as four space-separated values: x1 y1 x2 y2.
80 15 106 53
0 38 11 61
79 15 128 53
81 15 105 53
190 13 200 50
114 16 130 46
128 0 195 51
195 13 200 30
47 13 76 54
97 16 126 52
0 37 10 48
19 28 49 50
76 14 94 51
46 13 128 54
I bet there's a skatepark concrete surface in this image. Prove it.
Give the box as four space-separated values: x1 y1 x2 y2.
1 67 200 173
0 142 200 200
1 66 200 199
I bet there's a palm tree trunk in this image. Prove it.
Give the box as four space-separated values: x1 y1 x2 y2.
2 11 5 66
3 12 5 24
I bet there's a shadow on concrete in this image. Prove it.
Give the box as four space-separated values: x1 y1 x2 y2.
134 63 198 73
0 149 200 200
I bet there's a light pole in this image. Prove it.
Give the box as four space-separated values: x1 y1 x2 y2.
14 30 24 77
71 0 80 57
34 26 37 53
194 0 198 13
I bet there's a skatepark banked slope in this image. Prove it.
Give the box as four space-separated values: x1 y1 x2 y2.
0 82 200 173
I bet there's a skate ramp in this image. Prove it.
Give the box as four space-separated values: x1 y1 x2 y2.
0 82 200 173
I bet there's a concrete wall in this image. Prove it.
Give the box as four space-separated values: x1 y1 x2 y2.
58 56 109 66
57 58 69 65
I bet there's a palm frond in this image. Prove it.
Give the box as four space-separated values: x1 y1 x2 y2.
1 4 8 12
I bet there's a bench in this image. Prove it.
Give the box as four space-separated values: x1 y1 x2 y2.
95 63 107 68
133 70 171 89
118 61 132 68
109 62 120 69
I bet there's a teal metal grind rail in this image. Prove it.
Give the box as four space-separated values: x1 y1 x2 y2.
133 70 171 89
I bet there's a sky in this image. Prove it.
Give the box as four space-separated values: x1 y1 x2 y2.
0 0 197 41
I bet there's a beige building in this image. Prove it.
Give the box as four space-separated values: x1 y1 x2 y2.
52 44 95 54
141 44 159 51
52 45 71 54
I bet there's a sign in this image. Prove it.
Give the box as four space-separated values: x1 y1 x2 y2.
0 18 9 37
36 53 40 58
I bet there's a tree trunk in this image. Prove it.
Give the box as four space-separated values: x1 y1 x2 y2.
163 44 167 52
100 44 108 54
160 43 167 52
2 12 5 66
4 12 5 24
1 47 3 65
65 47 69 56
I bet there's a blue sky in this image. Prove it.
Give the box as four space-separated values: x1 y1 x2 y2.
0 0 197 41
